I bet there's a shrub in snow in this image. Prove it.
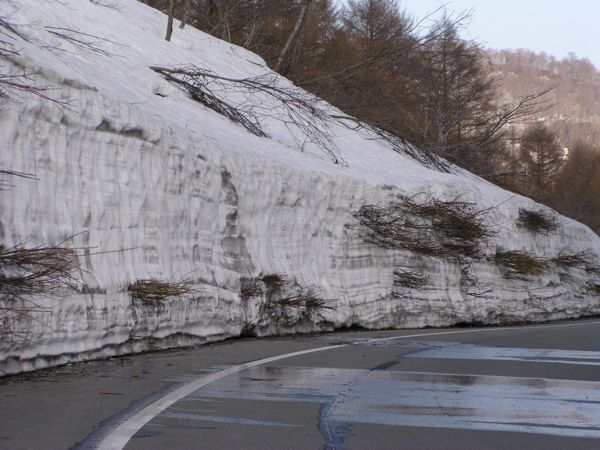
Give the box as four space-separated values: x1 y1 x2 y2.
354 194 494 258
516 208 558 234
493 250 550 278
128 279 191 306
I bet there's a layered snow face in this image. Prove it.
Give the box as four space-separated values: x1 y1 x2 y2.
1 0 599 375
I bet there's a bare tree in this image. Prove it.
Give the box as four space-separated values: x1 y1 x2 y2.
516 125 563 200
275 0 317 76
550 143 600 234
391 15 555 172
297 0 443 87
178 0 190 29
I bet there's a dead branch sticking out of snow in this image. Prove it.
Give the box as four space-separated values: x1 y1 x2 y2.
516 208 558 234
128 278 191 307
354 194 494 258
0 17 72 107
89 0 123 11
150 65 342 164
332 114 451 172
44 26 119 57
0 238 84 338
0 169 37 190
492 250 550 279
393 266 429 288
240 273 335 330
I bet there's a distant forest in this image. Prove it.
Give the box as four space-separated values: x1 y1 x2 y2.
143 0 600 235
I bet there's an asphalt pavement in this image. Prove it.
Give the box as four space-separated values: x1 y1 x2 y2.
2 318 600 449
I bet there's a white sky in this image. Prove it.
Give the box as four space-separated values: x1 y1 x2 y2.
394 0 600 68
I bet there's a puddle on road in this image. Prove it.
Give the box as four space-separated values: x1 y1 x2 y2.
176 365 600 441
376 340 600 366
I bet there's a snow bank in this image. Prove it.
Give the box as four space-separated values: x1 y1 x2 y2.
1 0 599 375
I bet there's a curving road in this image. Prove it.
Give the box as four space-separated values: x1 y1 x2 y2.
3 319 600 449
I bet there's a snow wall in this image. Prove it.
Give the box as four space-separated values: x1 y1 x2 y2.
1 0 599 375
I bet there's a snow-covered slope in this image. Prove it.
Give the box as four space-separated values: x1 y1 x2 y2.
1 0 599 375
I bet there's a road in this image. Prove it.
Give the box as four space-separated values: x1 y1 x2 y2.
2 319 600 449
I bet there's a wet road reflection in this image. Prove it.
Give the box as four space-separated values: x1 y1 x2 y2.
397 341 600 366
175 363 600 442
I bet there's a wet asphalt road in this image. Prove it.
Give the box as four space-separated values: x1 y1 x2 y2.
2 319 600 449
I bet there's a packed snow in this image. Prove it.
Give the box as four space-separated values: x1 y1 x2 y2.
0 0 599 375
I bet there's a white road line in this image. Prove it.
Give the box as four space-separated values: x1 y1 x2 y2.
96 319 600 449
97 345 345 449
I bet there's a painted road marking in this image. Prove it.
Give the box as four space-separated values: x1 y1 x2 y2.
96 345 344 449
96 319 600 449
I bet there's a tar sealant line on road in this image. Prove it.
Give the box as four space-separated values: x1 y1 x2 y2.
95 319 600 450
189 365 600 439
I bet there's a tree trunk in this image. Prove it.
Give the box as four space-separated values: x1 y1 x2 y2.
179 0 190 30
275 0 316 76
165 0 175 41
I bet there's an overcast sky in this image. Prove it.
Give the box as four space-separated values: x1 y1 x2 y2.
396 0 600 68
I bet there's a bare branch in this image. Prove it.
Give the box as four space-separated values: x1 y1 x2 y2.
0 169 37 190
44 26 119 56
89 0 123 10
150 65 343 163
332 114 451 172
353 194 495 258
0 17 73 107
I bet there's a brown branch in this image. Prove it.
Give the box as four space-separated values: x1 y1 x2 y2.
45 26 119 56
150 65 342 164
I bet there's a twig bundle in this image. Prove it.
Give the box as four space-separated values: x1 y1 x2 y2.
128 279 190 306
393 267 429 288
0 239 82 337
493 250 550 278
241 273 334 321
276 289 334 318
354 194 493 257
517 208 558 233
259 273 288 293
552 250 593 268
0 242 81 298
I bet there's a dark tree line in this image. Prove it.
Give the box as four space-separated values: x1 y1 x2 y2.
502 127 600 234
141 0 599 235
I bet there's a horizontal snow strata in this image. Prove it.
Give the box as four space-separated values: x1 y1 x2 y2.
1 0 600 375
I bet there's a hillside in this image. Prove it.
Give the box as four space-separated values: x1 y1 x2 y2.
1 0 600 376
490 49 600 147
